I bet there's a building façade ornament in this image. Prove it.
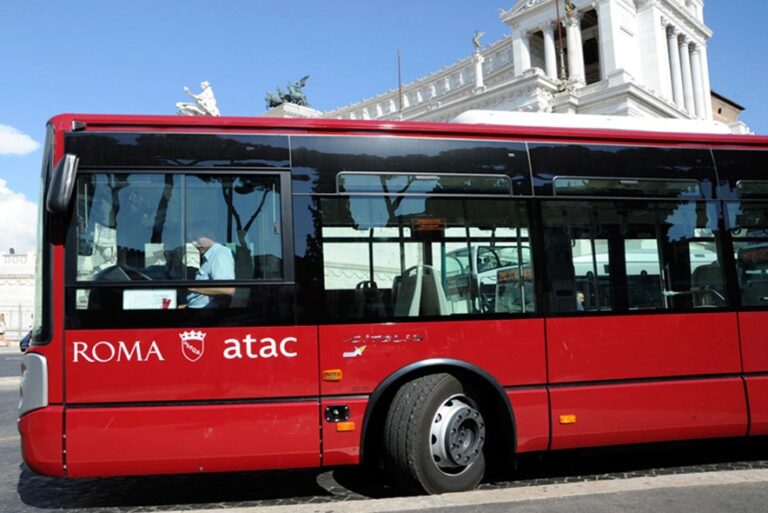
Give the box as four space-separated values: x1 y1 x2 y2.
472 31 485 52
265 76 311 109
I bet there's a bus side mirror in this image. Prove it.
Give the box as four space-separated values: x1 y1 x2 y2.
46 154 79 215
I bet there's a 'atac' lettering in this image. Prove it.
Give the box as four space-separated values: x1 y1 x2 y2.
73 340 165 363
223 335 298 360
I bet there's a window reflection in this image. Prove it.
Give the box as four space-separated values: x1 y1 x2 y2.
72 173 284 311
727 202 768 307
542 200 725 313
320 197 534 320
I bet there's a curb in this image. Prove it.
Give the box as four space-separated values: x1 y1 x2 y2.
167 468 768 513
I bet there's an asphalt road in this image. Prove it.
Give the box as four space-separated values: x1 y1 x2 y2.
2 344 768 513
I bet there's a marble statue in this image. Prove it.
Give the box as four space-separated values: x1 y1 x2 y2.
176 81 221 116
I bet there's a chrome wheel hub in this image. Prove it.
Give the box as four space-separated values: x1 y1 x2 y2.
430 395 485 473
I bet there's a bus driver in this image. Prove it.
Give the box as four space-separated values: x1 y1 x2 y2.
184 224 235 308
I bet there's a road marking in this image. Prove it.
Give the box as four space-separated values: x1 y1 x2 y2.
0 377 20 390
180 468 768 513
0 435 20 444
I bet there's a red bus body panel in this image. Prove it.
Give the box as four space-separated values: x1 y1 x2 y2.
550 378 748 450
546 313 746 448
506 388 550 453
546 313 742 383
64 326 318 403
746 377 768 435
738 313 768 435
318 319 547 396
66 403 320 477
18 406 64 477
321 397 368 466
738 313 768 373
63 326 320 476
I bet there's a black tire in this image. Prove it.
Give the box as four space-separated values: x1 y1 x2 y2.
383 373 486 494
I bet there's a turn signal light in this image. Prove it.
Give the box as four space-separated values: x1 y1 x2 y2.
559 414 577 425
336 422 356 432
322 369 343 382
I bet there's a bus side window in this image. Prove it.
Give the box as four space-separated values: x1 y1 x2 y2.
319 197 534 321
727 201 768 307
542 200 727 314
71 172 285 313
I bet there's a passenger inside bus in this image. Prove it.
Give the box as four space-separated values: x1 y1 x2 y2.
184 224 236 308
576 291 585 311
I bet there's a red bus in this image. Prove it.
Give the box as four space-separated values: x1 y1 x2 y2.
19 113 768 494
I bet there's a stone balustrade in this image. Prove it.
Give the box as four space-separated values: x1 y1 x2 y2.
326 36 515 121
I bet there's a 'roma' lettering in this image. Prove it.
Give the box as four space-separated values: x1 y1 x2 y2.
73 340 165 363
223 336 298 360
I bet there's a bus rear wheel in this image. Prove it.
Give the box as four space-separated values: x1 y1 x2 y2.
383 373 486 494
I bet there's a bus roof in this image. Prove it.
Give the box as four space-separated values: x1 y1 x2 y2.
451 110 734 135
49 113 768 148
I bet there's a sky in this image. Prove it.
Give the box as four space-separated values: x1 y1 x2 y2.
1 0 766 253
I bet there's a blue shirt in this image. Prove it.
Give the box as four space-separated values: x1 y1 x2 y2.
187 243 235 308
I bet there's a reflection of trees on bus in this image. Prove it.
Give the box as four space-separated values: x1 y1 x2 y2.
320 196 533 320
74 172 284 311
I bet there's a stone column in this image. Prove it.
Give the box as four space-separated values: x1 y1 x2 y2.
564 13 585 84
595 0 619 77
473 51 486 93
690 43 705 119
667 27 684 108
512 29 532 76
699 44 713 119
542 23 558 80
679 36 695 114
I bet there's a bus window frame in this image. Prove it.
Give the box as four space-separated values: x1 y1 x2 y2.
316 193 538 322
30 124 54 346
63 167 295 326
336 171 514 196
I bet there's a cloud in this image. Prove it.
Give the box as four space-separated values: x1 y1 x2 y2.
0 179 37 253
0 125 40 156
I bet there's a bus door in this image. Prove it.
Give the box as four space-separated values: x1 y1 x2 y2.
726 200 768 435
542 199 746 449
63 170 320 477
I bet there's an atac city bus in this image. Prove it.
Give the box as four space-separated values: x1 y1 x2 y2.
19 111 768 494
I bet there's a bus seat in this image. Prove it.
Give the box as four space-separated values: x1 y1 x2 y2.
355 280 386 318
420 266 449 316
394 265 449 317
691 263 725 307
394 266 423 317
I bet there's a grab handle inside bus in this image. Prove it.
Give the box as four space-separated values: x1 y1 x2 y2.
46 153 79 215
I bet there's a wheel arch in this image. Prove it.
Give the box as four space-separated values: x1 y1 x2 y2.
360 358 517 465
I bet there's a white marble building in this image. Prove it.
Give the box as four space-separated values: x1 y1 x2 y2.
0 250 35 341
268 0 749 134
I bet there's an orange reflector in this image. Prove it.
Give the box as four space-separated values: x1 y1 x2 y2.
336 422 356 432
322 369 343 382
559 414 577 425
